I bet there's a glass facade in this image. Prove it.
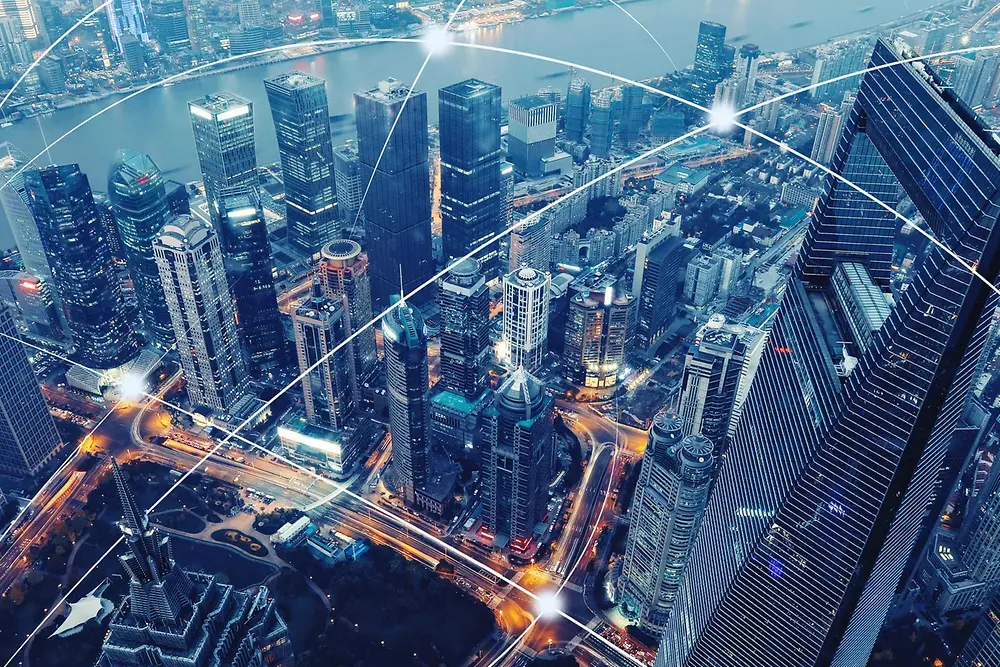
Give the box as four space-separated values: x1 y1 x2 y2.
188 93 258 223
690 21 728 108
657 38 1000 667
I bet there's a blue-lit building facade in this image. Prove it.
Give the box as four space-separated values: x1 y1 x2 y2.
656 38 1000 667
689 21 728 108
188 93 258 223
438 79 504 276
264 72 339 255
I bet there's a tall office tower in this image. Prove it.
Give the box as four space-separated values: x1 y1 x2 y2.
811 104 845 164
0 271 63 340
24 165 138 369
188 92 258 222
507 95 559 177
0 304 62 476
735 43 761 104
619 85 646 148
332 143 364 231
439 79 504 275
0 0 43 41
354 78 433 309
318 239 378 380
149 0 189 50
108 150 174 349
563 288 633 388
93 192 124 261
712 76 741 112
684 253 722 307
589 90 615 159
382 300 431 507
677 322 746 452
656 38 1000 667
501 267 550 372
481 368 554 550
952 51 1000 110
154 216 247 412
292 282 357 429
0 143 68 338
508 215 551 274
98 459 293 667
264 72 339 255
690 21 728 107
237 0 262 26
120 31 144 73
617 416 713 636
0 17 31 73
810 38 872 104
217 188 283 369
633 231 685 354
103 0 148 51
956 592 1000 667
183 0 204 51
565 76 591 144
438 258 490 399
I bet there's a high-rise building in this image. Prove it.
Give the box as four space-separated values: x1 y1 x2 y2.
382 300 430 507
633 232 685 354
811 103 844 164
565 76 591 144
951 51 1000 110
690 21 728 107
318 239 378 380
154 215 247 412
617 417 713 636
332 143 364 232
956 592 1000 667
103 0 148 52
507 95 559 177
684 253 722 307
24 164 138 369
188 92 258 222
677 322 747 453
120 31 144 73
0 17 30 76
618 84 646 148
438 258 490 399
149 0 189 50
563 288 633 388
108 149 175 348
481 368 553 551
508 215 551 274
656 38 1000 667
264 72 339 255
354 78 434 309
439 79 503 275
0 0 44 41
735 43 761 105
501 267 550 372
237 0 262 27
810 38 871 104
589 89 615 159
0 271 63 341
97 458 293 666
0 304 62 477
217 188 284 369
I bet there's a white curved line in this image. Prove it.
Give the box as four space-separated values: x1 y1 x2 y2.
606 0 677 70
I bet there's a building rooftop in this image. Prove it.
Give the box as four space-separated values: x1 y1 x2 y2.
357 78 421 104
656 162 714 186
264 71 325 91
440 78 500 98
188 92 252 117
510 95 557 110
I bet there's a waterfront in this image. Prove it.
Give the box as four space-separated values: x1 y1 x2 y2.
0 0 944 247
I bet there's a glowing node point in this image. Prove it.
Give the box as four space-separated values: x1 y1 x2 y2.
708 102 737 134
421 24 452 55
779 142 789 153
117 372 147 401
534 590 563 619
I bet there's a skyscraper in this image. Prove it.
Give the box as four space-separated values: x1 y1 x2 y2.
617 417 713 636
656 38 1000 667
332 143 364 231
103 0 148 52
154 215 247 412
951 51 1000 110
354 78 433 309
264 72 339 255
481 368 553 551
188 92 258 222
565 76 591 144
149 0 189 50
507 95 559 176
217 188 284 369
508 215 551 274
24 164 138 369
108 149 175 349
955 592 1000 667
618 84 646 148
677 322 746 452
589 89 615 159
683 253 722 307
563 288 633 388
501 267 550 372
0 0 43 41
438 258 490 399
0 304 62 477
382 300 430 507
98 459 293 666
690 21 728 107
811 104 845 164
318 239 378 380
633 231 685 354
810 38 872 104
735 43 761 105
438 79 503 275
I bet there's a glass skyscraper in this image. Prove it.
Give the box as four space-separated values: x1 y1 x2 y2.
656 38 1000 667
264 72 339 256
354 78 434 309
438 79 503 276
188 92 258 222
690 21 728 108
24 164 139 369
108 149 175 349
438 258 490 400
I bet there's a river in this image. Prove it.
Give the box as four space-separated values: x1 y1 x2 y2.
0 0 944 247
